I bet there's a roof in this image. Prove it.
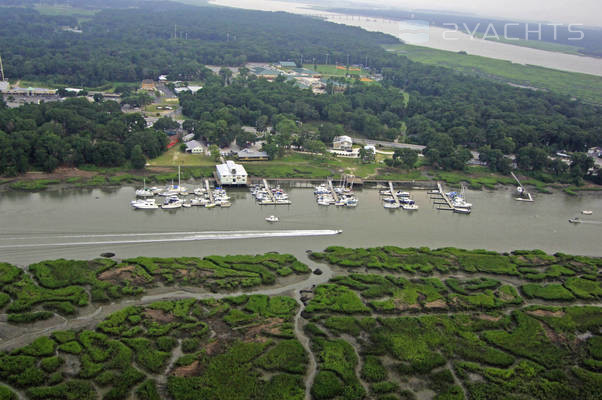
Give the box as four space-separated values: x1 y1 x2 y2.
186 140 202 149
333 135 353 143
142 79 154 84
238 149 268 158
279 61 296 67
182 133 195 142
216 160 247 176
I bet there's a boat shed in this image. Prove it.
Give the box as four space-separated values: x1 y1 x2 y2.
216 160 248 185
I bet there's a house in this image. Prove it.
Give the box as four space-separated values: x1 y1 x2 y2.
182 133 195 142
158 75 168 82
141 80 155 91
186 140 204 154
278 61 297 68
237 148 269 161
216 160 248 185
333 135 353 151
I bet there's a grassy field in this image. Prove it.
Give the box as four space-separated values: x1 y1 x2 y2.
147 147 215 167
385 44 602 105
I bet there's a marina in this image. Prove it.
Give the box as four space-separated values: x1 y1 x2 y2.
429 182 472 214
380 181 419 211
314 177 359 207
1 185 601 266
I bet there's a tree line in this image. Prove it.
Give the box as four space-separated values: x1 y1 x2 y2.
0 97 166 175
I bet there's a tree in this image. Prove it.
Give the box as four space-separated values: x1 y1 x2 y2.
93 93 104 103
130 145 146 169
256 115 269 133
153 117 179 131
359 146 375 163
304 139 327 155
219 67 233 86
393 148 418 169
209 144 220 161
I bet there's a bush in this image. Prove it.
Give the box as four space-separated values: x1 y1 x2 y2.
136 379 161 400
7 311 53 324
311 370 345 399
256 340 307 374
361 355 387 382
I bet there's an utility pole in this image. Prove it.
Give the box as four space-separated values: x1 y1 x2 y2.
174 24 177 39
325 53 329 65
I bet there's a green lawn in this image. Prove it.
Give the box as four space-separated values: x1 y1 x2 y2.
33 4 98 17
385 44 602 105
148 147 215 167
478 35 584 56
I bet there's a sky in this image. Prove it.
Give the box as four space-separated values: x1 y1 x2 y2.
336 0 602 27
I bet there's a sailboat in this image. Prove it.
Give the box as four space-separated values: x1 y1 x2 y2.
159 165 189 196
135 178 154 197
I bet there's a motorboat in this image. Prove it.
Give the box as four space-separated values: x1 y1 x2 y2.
582 210 593 215
396 191 410 198
335 200 347 206
402 202 419 211
194 187 207 196
265 215 279 222
335 229 343 234
218 201 232 207
131 199 159 209
345 198 358 207
161 196 183 209
569 217 581 223
383 202 400 209
182 202 192 208
190 197 209 206
454 207 471 214
205 203 216 208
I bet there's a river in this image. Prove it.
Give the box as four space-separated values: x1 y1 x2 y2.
208 0 602 77
0 185 601 266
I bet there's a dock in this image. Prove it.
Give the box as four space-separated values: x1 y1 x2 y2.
263 179 276 203
205 179 214 204
429 182 454 211
327 179 339 202
388 181 400 207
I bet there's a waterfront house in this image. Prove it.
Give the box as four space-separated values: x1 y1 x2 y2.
333 135 353 151
216 160 248 185
186 140 204 154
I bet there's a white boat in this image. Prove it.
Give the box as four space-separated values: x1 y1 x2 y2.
454 207 471 214
383 202 400 209
190 197 209 206
205 203 216 208
182 202 192 208
265 215 279 222
161 196 183 209
194 187 207 196
396 191 410 198
335 200 346 207
569 217 581 223
582 210 593 215
402 203 419 210
345 198 358 207
218 201 232 208
131 199 159 209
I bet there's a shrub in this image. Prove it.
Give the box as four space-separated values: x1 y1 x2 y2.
256 340 307 374
361 355 387 382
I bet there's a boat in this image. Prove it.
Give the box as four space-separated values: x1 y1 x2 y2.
383 202 400 209
190 197 209 206
205 203 216 208
335 200 347 207
161 196 183 209
345 198 358 208
131 199 159 209
569 217 581 223
454 207 471 214
396 191 410 198
182 202 192 208
582 210 593 215
401 202 419 211
193 187 206 196
218 201 232 207
335 229 343 234
135 179 154 197
265 215 279 222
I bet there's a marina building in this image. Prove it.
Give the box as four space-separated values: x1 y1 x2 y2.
237 148 269 161
216 160 248 185
185 140 204 154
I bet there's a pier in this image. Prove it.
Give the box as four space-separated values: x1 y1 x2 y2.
263 179 276 203
205 179 214 204
429 182 454 211
327 179 339 202
388 181 400 207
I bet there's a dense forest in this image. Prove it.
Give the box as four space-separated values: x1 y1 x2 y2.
0 0 600 180
0 98 167 175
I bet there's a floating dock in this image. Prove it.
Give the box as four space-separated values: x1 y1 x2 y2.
327 179 339 203
388 181 400 207
205 179 214 204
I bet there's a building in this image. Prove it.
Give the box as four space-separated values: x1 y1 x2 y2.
0 81 9 92
278 61 296 68
141 80 156 91
182 133 195 142
333 135 353 151
216 160 248 185
186 140 204 154
237 148 269 161
364 145 376 153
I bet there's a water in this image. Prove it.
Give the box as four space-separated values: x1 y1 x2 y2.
209 0 602 77
0 185 600 265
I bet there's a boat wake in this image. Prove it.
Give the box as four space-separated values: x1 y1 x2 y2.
0 230 341 249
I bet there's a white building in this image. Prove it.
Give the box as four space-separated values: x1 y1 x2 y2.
186 140 204 154
216 160 248 185
333 135 353 151
364 145 376 153
182 133 195 142
0 81 9 92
